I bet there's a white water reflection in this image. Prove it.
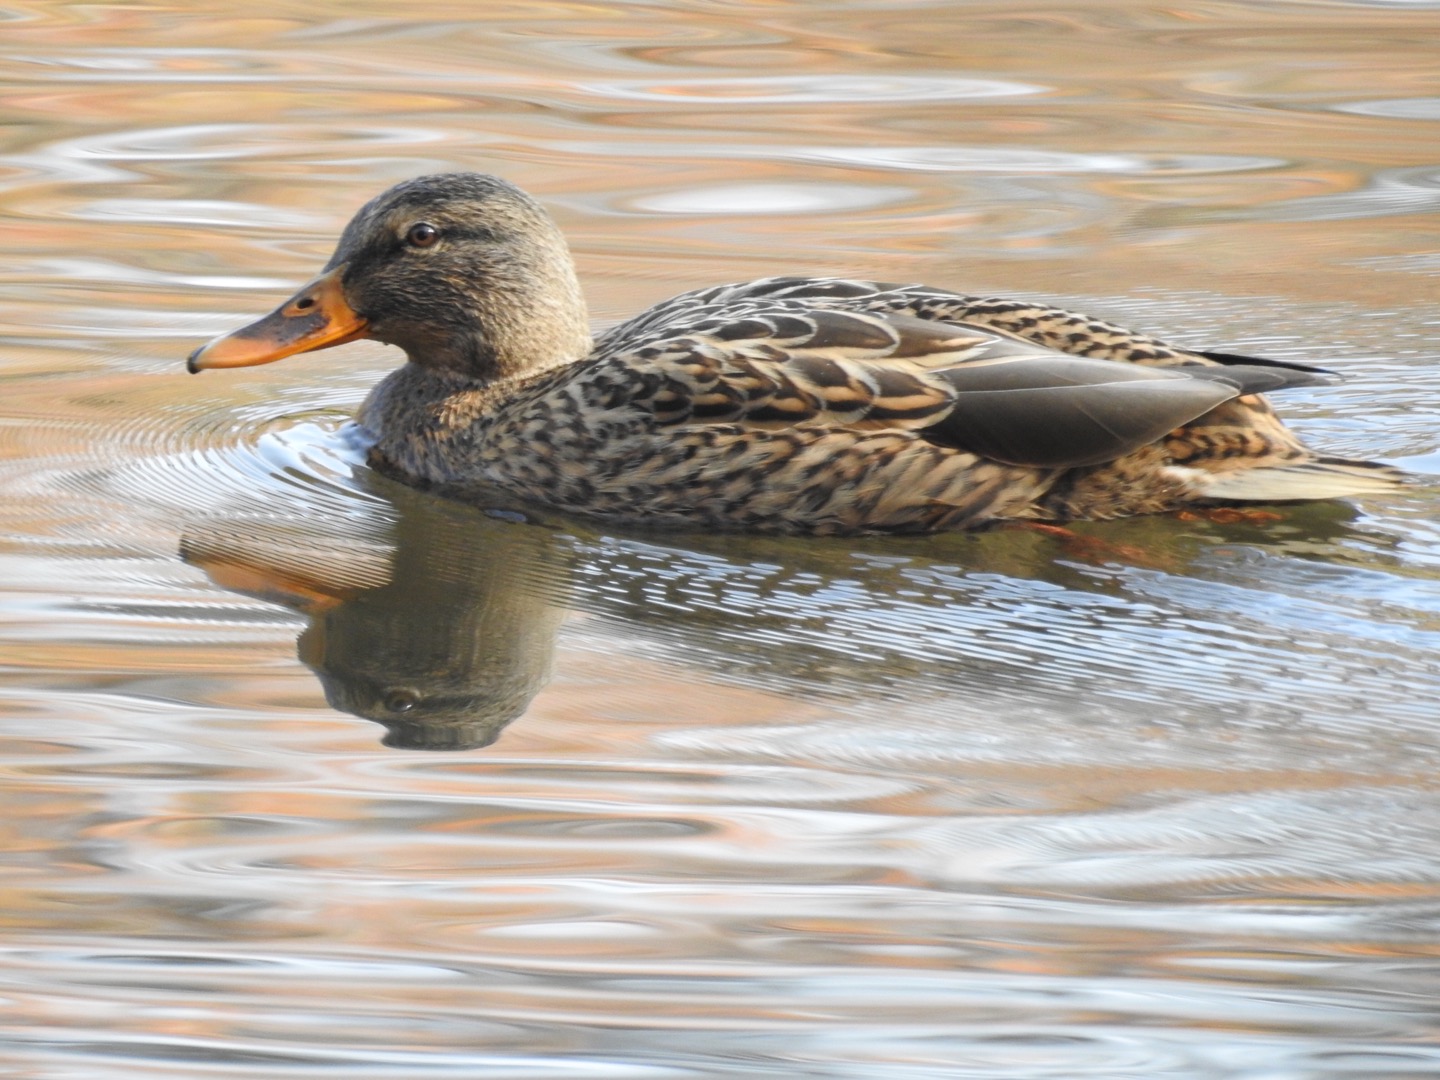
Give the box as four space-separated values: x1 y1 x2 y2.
590 74 1049 104
627 181 914 214
805 147 1286 175
1333 97 1440 120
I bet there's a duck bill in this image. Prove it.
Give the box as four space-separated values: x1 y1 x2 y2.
186 264 369 373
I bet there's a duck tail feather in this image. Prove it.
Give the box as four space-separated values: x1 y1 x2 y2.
1198 457 1409 503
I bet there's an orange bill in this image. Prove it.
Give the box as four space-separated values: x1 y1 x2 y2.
186 264 369 372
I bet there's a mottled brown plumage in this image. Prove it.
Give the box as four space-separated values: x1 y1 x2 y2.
187 173 1406 534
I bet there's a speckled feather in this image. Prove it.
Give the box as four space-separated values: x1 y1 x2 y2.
360 274 1397 533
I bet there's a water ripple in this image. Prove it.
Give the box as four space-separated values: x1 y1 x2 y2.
587 74 1048 105
1332 96 1440 120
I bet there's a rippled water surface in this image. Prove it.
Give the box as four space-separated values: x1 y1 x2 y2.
4 2 1440 1076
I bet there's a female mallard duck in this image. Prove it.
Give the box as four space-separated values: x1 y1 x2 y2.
188 172 1404 534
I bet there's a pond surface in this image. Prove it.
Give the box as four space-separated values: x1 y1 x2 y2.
3 2 1440 1076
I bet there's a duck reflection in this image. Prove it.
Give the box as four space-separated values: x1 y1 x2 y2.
184 471 1376 752
182 489 568 750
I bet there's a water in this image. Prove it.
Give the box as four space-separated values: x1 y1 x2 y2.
3 1 1440 1076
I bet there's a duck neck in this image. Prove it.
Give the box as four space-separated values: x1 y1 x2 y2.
404 256 593 386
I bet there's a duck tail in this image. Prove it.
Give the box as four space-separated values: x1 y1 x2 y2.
1197 457 1410 503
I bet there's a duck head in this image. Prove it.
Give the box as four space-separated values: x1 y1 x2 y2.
187 173 592 382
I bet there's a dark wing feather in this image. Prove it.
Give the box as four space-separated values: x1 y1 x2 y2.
1174 362 1332 395
925 379 1238 467
1195 349 1334 376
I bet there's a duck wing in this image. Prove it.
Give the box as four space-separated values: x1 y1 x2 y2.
601 302 1326 470
603 276 1332 374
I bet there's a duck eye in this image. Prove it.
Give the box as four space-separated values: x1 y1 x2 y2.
405 222 439 248
382 688 421 714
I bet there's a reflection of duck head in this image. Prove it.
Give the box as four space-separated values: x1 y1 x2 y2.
184 489 568 750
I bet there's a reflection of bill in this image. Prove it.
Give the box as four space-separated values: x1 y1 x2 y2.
182 499 568 751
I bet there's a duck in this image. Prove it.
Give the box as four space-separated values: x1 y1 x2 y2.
187 172 1406 535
